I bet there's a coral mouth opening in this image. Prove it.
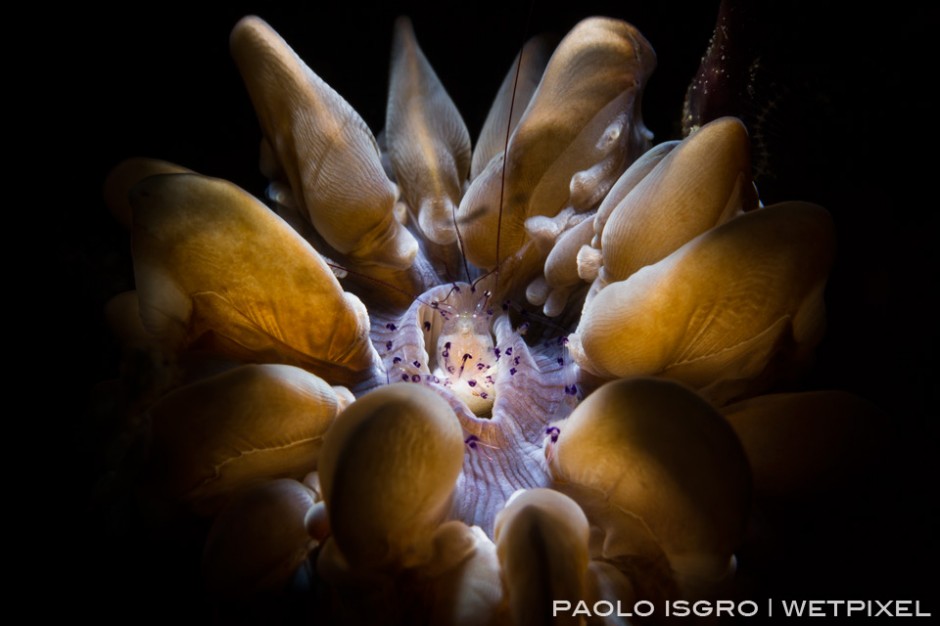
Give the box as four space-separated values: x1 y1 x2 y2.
427 293 499 416
375 281 505 418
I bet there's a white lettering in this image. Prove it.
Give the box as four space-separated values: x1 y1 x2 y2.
896 600 911 617
715 600 736 617
572 600 591 617
781 600 806 617
875 600 892 616
552 601 570 617
847 600 866 615
665 600 760 617
634 600 654 617
668 600 687 617
739 600 759 617
556 597 928 619
593 601 613 617
776 599 931 618
693 601 713 617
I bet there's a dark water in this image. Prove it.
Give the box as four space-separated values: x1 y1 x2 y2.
47 0 934 622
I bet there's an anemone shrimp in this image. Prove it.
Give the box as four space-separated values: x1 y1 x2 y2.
81 2 896 620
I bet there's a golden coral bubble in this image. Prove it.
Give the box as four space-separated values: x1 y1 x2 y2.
85 5 906 624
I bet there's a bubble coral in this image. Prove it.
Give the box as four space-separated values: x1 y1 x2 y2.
88 3 904 624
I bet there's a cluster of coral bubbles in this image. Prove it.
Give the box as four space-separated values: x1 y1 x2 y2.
98 10 882 626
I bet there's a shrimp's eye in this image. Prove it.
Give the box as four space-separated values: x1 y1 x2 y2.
545 426 560 443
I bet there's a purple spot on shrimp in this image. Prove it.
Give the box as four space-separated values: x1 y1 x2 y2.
462 353 472 362
385 341 393 350
505 347 512 356
468 380 477 387
546 426 560 443
485 376 494 384
514 357 520 365
557 357 564 365
448 366 455 374
444 342 451 350
401 373 409 381
411 374 421 383
385 323 397 331
494 348 501 359
412 360 420 368
476 363 485 370
392 356 402 364
423 321 431 331
510 368 517 376
480 392 488 399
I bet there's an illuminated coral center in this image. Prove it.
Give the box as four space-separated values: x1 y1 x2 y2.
375 282 512 419
433 306 498 415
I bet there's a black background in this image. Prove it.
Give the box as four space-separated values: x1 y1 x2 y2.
49 0 935 621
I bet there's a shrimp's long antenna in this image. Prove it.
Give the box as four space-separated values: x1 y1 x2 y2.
452 204 473 284
458 0 535 297
495 3 536 293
